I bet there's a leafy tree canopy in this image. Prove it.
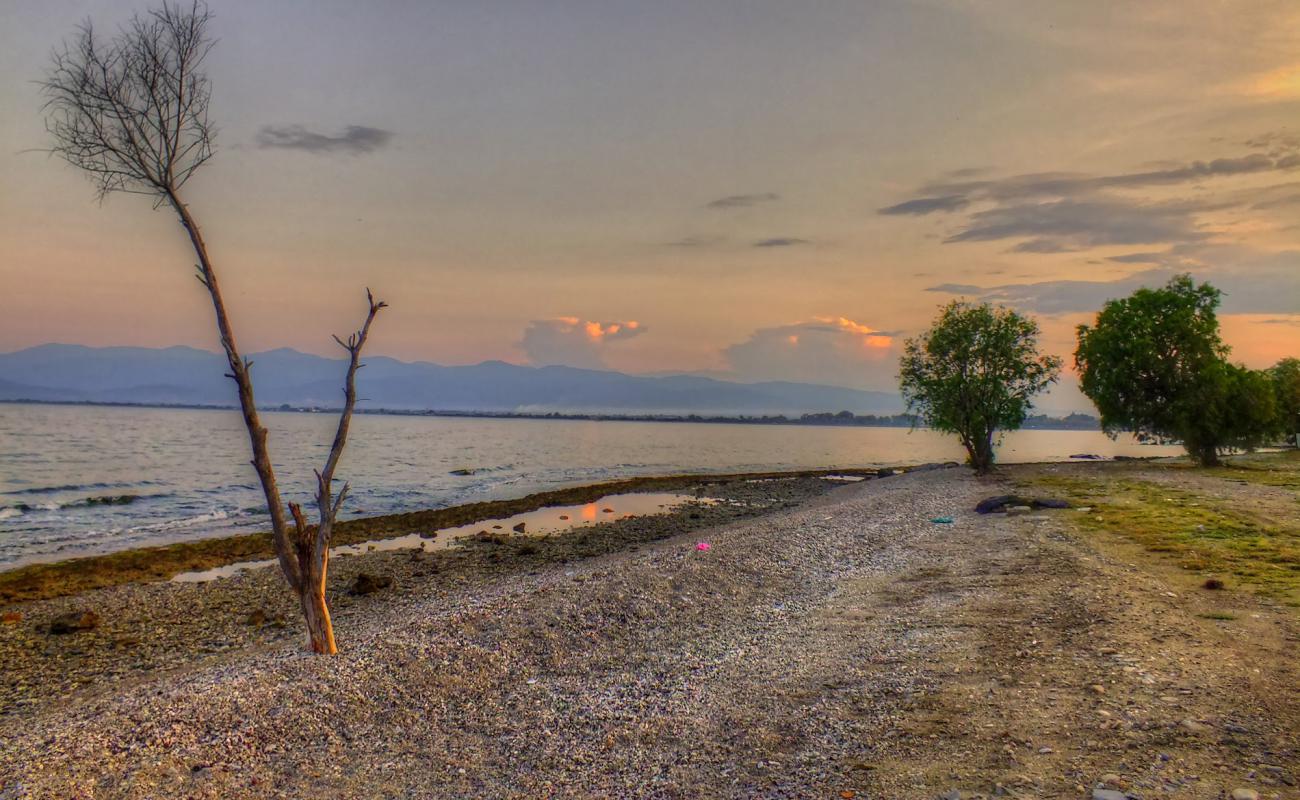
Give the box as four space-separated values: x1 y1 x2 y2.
1075 274 1277 465
899 301 1061 474
1270 357 1300 440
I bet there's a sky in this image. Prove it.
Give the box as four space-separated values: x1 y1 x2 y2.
1 0 1298 410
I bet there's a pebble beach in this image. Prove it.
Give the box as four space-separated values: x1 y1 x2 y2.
1 463 1297 798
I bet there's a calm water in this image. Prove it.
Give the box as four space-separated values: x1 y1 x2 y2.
0 403 1184 568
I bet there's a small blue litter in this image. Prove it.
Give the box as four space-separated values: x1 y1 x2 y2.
931 516 954 524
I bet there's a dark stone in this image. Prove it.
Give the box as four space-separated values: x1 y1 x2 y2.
1069 453 1104 460
877 468 898 478
351 572 392 595
976 495 1070 513
49 610 99 634
1032 497 1071 509
910 462 959 473
1203 578 1225 590
83 494 138 506
512 522 526 533
449 468 476 476
976 495 1026 514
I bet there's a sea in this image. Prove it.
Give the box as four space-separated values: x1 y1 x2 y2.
0 402 1185 569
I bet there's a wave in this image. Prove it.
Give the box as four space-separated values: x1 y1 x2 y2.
447 464 517 476
124 508 240 534
1 479 166 496
0 493 175 517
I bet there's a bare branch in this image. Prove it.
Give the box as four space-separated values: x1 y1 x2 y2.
313 290 387 545
40 1 214 202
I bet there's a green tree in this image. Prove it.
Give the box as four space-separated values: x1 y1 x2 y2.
899 301 1062 474
1270 357 1300 444
1074 274 1275 466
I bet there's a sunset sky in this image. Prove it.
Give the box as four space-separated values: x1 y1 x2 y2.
1 1 1298 409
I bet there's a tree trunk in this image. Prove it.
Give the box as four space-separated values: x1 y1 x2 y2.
1196 444 1221 467
300 580 337 655
165 191 303 591
968 431 996 475
164 191 381 655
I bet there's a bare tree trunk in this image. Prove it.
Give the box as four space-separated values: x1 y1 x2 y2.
166 189 384 654
41 3 383 655
166 190 302 590
300 556 337 654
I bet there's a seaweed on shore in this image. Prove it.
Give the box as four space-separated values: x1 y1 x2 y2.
0 467 877 603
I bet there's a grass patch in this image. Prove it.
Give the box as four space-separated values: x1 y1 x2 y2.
1169 450 1300 489
1197 612 1237 621
1025 459 1300 606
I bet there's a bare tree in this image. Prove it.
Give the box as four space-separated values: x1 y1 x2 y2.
42 1 385 653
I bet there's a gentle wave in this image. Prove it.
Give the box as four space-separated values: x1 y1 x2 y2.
0 493 172 515
1 479 166 496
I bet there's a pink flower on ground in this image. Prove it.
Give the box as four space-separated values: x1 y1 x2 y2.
695 542 711 551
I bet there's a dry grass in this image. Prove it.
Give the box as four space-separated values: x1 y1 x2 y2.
1023 452 1300 606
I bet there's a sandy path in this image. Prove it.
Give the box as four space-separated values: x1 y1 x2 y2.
1 467 1296 799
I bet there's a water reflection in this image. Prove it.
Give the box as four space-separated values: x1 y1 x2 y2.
172 491 712 582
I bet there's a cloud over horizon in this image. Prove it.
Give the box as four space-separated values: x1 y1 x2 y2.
723 316 896 389
519 317 645 369
255 125 395 155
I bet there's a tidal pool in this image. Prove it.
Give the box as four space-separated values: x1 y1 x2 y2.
172 491 712 582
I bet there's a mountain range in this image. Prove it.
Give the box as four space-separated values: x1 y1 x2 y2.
0 344 904 415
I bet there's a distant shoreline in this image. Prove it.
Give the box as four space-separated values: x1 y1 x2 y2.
0 397 1102 431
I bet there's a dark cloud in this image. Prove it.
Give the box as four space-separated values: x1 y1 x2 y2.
944 198 1211 250
904 153 1299 210
925 283 984 294
753 237 810 248
878 195 970 215
705 192 780 209
925 246 1300 315
256 125 395 155
878 138 1300 253
1106 251 1169 264
519 317 644 369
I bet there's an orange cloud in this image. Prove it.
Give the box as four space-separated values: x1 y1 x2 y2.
520 316 647 367
723 315 900 389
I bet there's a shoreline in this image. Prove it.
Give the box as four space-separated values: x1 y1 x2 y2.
1 397 1104 430
0 466 887 603
0 471 854 716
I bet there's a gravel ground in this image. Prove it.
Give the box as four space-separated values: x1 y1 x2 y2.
0 476 834 716
1 465 1297 799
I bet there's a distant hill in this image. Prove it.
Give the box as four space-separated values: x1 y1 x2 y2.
0 344 904 415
